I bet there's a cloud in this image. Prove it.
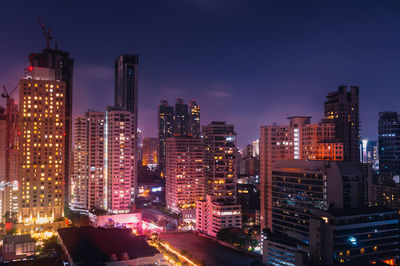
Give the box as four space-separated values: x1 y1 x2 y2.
205 90 231 99
75 64 113 80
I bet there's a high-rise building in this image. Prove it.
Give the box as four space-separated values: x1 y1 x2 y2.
141 137 158 168
0 100 19 222
324 85 360 162
114 54 139 206
378 112 400 175
260 117 343 230
270 160 361 245
114 54 139 115
173 98 188 137
105 107 136 214
202 121 237 201
188 100 200 138
165 137 204 222
158 100 174 174
18 69 66 230
71 116 88 210
29 48 74 206
71 111 105 211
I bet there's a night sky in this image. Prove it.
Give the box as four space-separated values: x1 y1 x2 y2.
1 1 400 148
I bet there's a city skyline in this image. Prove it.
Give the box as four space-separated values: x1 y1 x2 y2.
2 1 400 147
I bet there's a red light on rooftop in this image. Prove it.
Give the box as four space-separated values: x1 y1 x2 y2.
28 66 33 72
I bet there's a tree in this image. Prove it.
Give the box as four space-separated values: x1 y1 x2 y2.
42 236 62 256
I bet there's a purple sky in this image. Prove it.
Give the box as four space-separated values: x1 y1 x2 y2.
1 1 400 148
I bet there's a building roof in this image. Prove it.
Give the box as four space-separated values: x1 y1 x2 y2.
57 226 159 264
4 234 35 245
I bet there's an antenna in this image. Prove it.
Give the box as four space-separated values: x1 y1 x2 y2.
38 18 53 49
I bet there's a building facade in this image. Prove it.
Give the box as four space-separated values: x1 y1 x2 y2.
188 100 200 138
196 195 242 238
29 48 74 205
202 121 237 201
324 85 360 162
71 111 105 211
260 116 343 230
18 71 66 225
165 137 204 220
378 112 400 175
157 100 174 175
142 137 158 169
310 208 399 264
105 107 136 213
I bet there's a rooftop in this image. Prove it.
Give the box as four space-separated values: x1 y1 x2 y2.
57 226 159 264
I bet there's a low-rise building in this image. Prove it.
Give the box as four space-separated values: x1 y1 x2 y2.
58 226 162 265
2 234 36 262
196 195 241 238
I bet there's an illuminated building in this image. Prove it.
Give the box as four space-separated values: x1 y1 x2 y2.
260 116 343 230
105 106 136 213
378 112 400 175
29 48 74 205
188 100 200 138
173 98 188 136
370 176 400 210
141 137 158 169
158 100 174 174
18 69 66 226
165 137 204 222
202 121 237 200
71 111 105 211
262 159 362 265
270 160 361 245
310 207 399 264
324 85 360 162
114 54 139 204
196 195 241 238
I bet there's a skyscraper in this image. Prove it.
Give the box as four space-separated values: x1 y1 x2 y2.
114 54 139 115
29 48 74 206
158 100 174 174
378 112 400 176
71 111 105 211
114 54 139 207
105 107 136 214
173 98 188 136
202 121 237 201
165 137 204 222
324 85 360 162
18 69 66 230
188 100 200 138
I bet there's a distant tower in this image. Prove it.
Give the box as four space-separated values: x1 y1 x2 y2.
188 100 200 138
29 48 74 206
158 100 174 174
378 112 400 175
324 86 360 162
173 98 188 136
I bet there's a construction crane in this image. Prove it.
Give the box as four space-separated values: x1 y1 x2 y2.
1 84 18 101
38 17 53 49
